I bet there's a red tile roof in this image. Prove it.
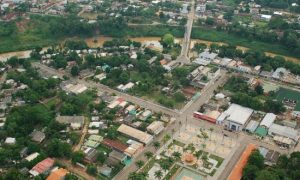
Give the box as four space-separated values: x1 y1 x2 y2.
32 158 55 174
102 138 128 152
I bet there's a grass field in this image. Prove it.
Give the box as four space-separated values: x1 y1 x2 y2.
275 88 300 111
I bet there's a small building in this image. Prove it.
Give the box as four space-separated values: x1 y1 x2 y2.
99 165 112 177
272 67 289 79
146 121 164 135
25 152 40 162
56 116 84 129
29 158 55 176
140 110 152 121
245 120 259 133
260 113 276 129
5 137 16 145
30 130 46 143
84 148 98 163
108 150 127 164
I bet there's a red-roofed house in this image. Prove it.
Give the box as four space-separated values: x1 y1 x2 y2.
29 158 55 176
102 138 128 153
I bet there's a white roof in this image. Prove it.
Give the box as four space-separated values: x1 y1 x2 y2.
126 105 135 112
268 124 299 141
25 152 40 162
118 124 153 144
89 122 103 128
147 121 164 135
5 137 16 144
260 113 276 128
225 104 253 125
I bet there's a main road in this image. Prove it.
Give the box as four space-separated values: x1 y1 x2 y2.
176 0 195 65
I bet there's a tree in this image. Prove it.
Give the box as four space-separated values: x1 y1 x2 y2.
71 151 84 164
154 170 163 180
96 152 106 164
71 65 80 76
144 151 153 159
135 160 145 169
86 165 97 176
174 92 186 102
172 152 181 159
256 170 278 180
128 172 148 180
248 150 264 169
242 164 259 180
205 17 215 25
255 85 264 95
46 139 72 158
153 141 161 149
162 33 174 48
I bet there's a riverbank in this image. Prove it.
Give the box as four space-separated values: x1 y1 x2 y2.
2 35 300 65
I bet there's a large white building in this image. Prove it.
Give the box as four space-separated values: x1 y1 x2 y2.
223 104 254 131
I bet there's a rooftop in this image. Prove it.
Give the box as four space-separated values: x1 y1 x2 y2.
225 104 253 125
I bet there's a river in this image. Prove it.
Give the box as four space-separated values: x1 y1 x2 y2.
1 36 299 64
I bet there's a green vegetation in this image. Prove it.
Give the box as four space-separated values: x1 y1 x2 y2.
0 15 95 53
225 76 286 113
192 27 300 58
243 151 300 180
209 154 224 168
165 165 180 180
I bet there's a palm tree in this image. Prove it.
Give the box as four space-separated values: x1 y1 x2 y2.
172 151 181 159
153 141 161 149
135 160 145 169
128 172 148 180
154 170 163 180
145 151 153 159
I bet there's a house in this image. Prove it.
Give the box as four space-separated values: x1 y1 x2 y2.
25 152 40 162
84 148 98 163
223 104 254 131
245 120 259 133
56 116 85 129
108 150 127 164
102 138 128 153
62 83 87 95
29 158 55 176
140 110 152 121
124 140 143 157
117 124 153 145
272 67 289 79
268 124 299 146
30 130 46 143
5 137 16 145
99 165 112 177
20 147 28 158
258 147 280 166
146 121 164 135
260 113 276 129
46 168 68 180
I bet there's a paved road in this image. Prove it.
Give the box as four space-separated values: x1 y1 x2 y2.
176 0 195 65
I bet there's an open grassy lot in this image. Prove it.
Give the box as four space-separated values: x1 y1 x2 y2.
275 87 300 111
